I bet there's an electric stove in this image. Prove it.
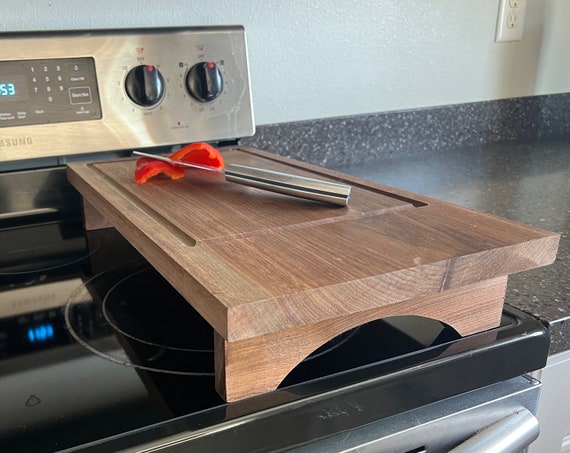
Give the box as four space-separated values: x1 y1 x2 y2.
0 26 549 453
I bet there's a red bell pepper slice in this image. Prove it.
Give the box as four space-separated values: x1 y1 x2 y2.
169 142 225 170
134 157 185 184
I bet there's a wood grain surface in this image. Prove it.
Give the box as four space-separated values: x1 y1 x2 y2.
215 276 508 401
67 146 560 401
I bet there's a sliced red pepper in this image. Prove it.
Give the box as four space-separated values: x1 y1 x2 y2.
169 142 225 170
134 157 185 184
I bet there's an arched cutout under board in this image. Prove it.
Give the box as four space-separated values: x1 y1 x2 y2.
214 275 506 401
281 315 461 388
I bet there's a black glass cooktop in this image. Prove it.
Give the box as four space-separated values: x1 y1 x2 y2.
0 221 550 452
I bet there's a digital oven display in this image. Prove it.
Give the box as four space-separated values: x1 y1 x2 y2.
0 75 29 101
0 57 102 127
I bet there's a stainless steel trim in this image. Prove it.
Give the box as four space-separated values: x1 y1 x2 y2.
225 164 351 206
0 27 255 162
289 375 541 453
448 409 539 453
562 433 570 452
111 376 541 453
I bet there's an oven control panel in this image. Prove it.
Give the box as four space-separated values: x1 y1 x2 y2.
0 57 102 127
0 26 254 162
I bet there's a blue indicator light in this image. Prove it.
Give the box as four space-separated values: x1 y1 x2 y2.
27 324 54 344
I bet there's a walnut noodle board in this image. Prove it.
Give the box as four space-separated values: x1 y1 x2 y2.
67 146 560 401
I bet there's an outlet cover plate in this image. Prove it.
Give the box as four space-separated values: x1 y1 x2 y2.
495 0 527 42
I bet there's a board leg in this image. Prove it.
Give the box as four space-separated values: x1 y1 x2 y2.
214 276 507 401
83 199 113 230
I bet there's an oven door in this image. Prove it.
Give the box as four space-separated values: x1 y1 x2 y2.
75 375 540 453
292 375 540 453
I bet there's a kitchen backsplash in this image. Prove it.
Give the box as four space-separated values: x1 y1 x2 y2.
242 93 570 167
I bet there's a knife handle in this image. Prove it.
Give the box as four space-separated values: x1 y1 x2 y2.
224 164 351 207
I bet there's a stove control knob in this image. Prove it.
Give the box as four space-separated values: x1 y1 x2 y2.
125 65 165 107
186 61 223 102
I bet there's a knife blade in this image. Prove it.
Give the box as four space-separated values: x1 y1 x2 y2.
132 150 351 207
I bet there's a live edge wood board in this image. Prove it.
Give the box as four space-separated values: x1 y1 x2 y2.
67 146 560 402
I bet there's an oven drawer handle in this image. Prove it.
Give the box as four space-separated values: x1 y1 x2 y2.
448 408 539 453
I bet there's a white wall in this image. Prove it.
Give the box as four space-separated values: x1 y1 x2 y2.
1 0 569 125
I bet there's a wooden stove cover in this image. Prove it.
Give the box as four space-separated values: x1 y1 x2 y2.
67 146 559 400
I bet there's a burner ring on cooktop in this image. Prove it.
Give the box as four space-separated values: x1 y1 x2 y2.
101 267 214 353
0 236 100 290
64 261 359 377
64 261 215 376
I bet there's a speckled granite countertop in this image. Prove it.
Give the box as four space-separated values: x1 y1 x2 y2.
330 142 569 355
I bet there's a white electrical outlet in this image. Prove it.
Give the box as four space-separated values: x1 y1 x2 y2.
495 0 527 42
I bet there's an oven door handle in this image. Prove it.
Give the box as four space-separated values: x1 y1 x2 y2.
448 408 539 453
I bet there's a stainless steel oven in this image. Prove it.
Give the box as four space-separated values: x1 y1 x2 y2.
0 26 548 453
